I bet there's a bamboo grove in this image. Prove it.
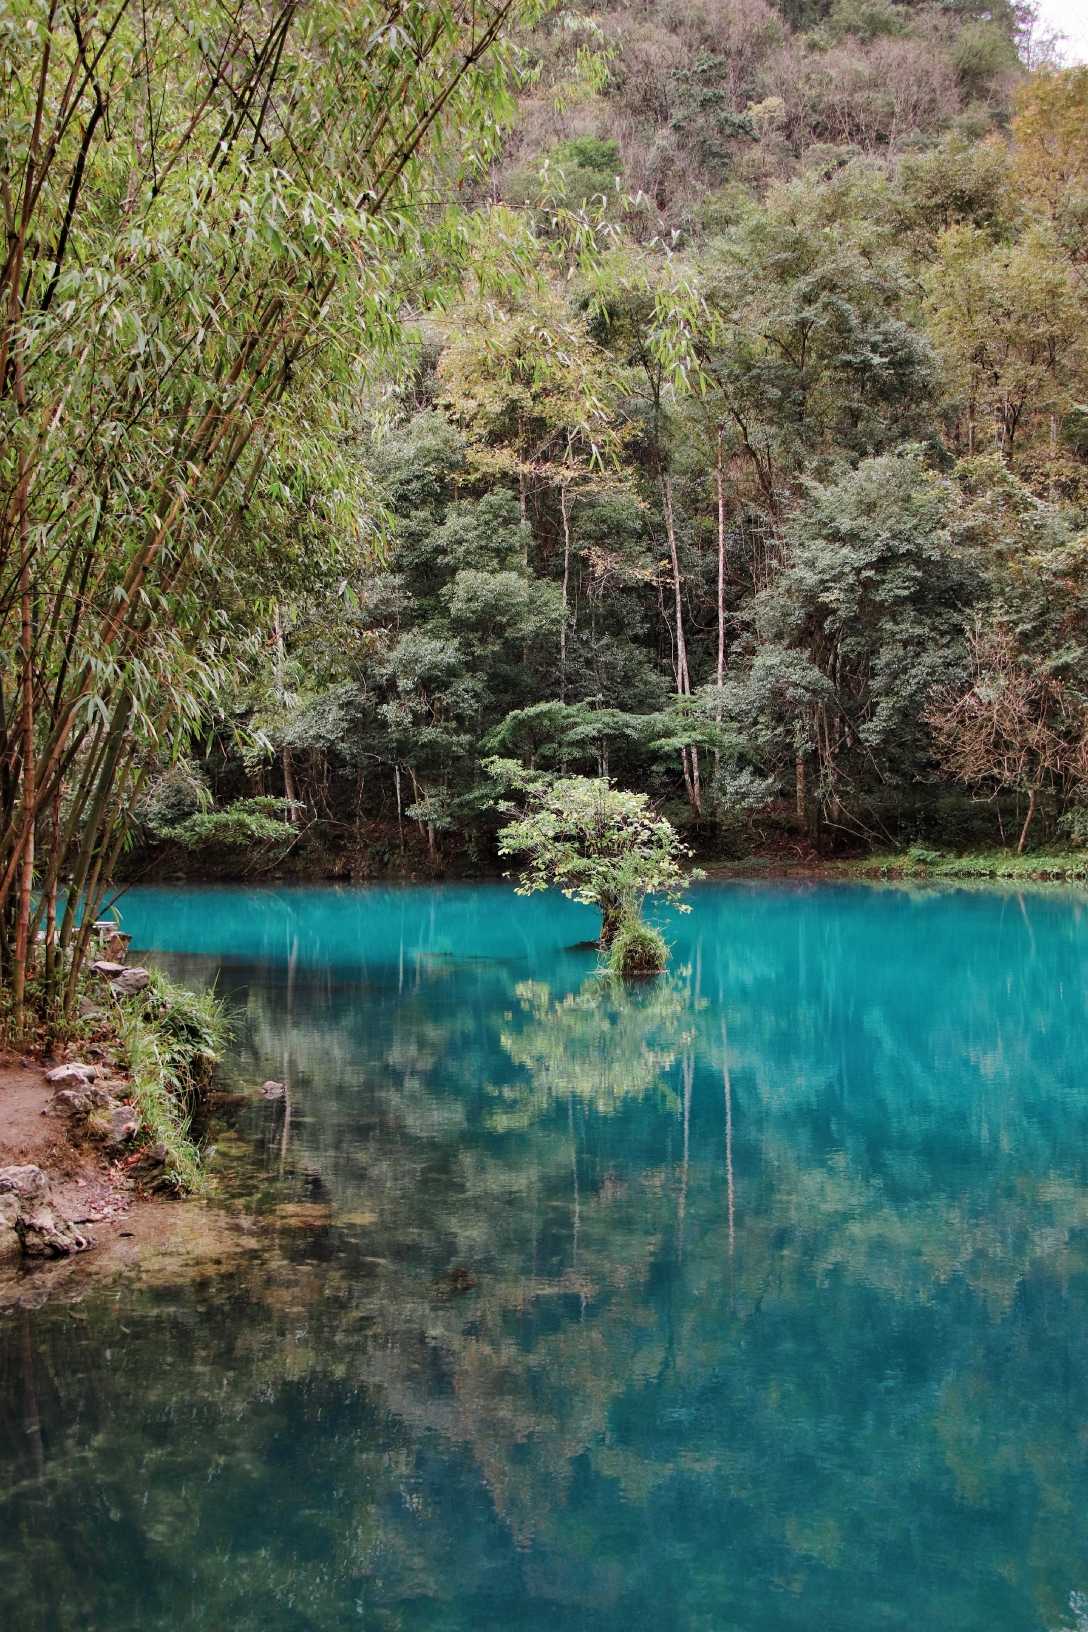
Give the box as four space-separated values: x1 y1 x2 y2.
0 0 540 1031
4 0 1088 1039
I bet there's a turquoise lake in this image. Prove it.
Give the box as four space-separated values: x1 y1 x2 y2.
3 880 1088 1631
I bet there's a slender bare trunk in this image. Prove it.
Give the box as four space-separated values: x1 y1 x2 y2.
795 749 806 825
519 470 529 567
663 476 690 694
12 446 34 1036
274 604 299 822
714 426 727 804
716 427 726 706
1017 786 1036 854
663 475 700 813
560 483 571 701
44 785 59 992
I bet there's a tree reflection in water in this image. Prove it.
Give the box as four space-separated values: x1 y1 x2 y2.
3 882 1088 1632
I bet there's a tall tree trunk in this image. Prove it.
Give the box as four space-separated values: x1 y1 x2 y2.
714 425 727 803
519 469 529 567
44 785 59 995
795 749 806 826
560 482 571 701
716 427 727 706
12 440 34 1036
274 604 299 822
663 475 701 813
1017 786 1037 854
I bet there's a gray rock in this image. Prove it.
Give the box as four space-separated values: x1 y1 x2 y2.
109 966 150 996
45 1085 111 1117
106 1105 139 1145
131 1141 169 1174
130 1142 177 1191
259 1080 286 1098
78 998 106 1020
90 960 126 978
0 1193 20 1259
45 1061 100 1086
0 1166 91 1256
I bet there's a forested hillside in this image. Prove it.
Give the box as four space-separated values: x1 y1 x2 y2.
12 0 1086 897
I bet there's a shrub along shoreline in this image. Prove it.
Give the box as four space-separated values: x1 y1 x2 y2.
3 963 227 1198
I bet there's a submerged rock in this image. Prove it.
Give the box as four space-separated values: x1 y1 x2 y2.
128 1142 177 1191
0 1166 93 1256
430 1265 478 1297
259 1080 286 1098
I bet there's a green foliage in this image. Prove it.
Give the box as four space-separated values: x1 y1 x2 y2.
491 761 697 954
112 970 229 1193
164 800 297 852
0 0 546 1013
136 762 213 832
723 453 977 825
11 3 1081 891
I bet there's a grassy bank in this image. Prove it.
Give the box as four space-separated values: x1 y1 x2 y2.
848 847 1088 883
108 972 227 1193
3 963 227 1195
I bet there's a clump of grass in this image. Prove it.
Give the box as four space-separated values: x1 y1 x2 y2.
607 919 667 978
111 970 228 1194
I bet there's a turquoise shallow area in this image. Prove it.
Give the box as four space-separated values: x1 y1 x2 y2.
4 881 1088 1631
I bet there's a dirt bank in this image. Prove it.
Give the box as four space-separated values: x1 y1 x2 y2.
0 1058 259 1310
0 1058 136 1225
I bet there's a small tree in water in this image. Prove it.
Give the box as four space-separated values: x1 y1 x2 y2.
489 762 697 975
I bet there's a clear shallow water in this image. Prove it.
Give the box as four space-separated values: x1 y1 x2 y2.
3 881 1088 1631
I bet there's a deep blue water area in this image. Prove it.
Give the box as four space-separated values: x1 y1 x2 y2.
4 881 1088 1631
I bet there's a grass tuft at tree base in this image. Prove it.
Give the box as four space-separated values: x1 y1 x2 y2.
607 920 667 978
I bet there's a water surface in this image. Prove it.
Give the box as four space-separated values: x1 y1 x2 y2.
3 881 1088 1631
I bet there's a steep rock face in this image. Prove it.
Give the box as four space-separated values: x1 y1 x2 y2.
0 1166 94 1257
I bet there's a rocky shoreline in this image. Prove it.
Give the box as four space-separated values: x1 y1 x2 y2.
0 1048 174 1262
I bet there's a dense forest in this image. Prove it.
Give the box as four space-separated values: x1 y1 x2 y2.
2 0 1088 1012
161 0 1088 874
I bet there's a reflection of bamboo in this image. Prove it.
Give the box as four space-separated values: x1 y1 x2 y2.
281 936 298 1173
678 1051 693 1257
569 1091 579 1269
20 1312 44 1481
722 1019 735 1264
